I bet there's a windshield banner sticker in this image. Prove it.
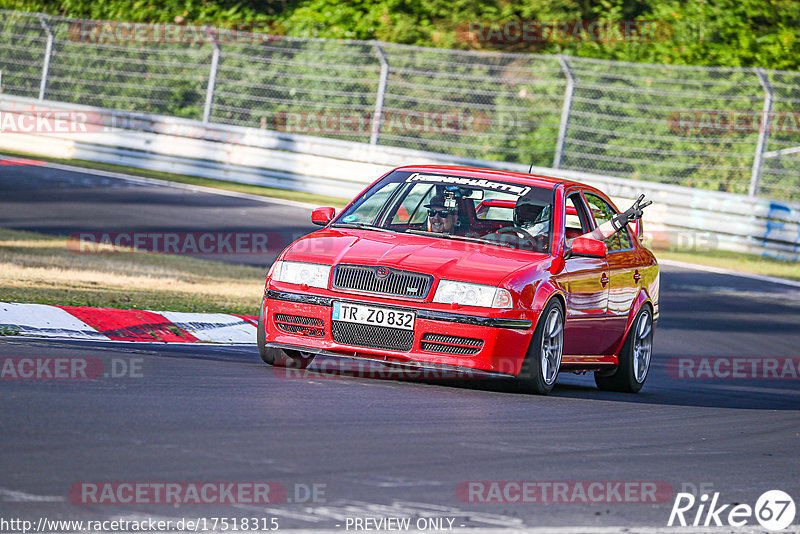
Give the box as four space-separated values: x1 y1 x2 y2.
406 173 532 196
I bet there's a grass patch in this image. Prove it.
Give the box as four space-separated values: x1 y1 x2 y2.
657 248 800 281
0 148 350 209
0 227 266 314
0 326 21 336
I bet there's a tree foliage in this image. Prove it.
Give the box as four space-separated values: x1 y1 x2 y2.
3 0 798 70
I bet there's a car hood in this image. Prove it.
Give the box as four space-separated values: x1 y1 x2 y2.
281 228 549 287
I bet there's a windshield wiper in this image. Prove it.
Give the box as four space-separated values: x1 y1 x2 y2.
330 222 397 234
405 229 514 248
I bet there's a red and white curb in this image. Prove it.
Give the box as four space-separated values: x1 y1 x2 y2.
0 303 257 344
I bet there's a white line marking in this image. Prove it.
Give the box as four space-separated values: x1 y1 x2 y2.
0 487 65 502
701 384 800 396
659 259 800 288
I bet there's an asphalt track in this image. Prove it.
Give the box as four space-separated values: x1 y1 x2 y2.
0 159 318 266
1 159 800 531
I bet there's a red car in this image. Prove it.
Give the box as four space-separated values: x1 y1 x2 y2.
258 166 659 394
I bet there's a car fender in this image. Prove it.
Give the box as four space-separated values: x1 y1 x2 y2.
531 279 566 318
493 279 564 377
610 287 654 357
505 280 566 377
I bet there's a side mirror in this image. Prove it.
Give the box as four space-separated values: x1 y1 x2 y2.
311 207 335 226
570 236 607 258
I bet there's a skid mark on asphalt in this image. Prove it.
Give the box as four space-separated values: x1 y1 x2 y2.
336 475 444 489
668 284 800 306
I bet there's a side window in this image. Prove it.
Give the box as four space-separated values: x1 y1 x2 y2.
584 193 623 252
565 193 591 245
617 222 633 249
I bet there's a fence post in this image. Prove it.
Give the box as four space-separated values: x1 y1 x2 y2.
749 67 773 198
370 42 389 146
37 14 54 101
203 35 221 124
553 55 575 169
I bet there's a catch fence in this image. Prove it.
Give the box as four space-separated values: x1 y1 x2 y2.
1 10 799 200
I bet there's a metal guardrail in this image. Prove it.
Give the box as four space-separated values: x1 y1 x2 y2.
0 94 798 261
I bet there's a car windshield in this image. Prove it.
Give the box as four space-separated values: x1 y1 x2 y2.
333 170 554 253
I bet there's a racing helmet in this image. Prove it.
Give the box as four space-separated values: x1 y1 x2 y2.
513 192 548 227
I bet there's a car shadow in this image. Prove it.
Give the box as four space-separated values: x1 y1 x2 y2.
16 339 797 411
298 355 800 411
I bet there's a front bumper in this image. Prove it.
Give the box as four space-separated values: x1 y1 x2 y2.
262 288 536 376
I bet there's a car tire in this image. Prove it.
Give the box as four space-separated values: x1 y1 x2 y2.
595 305 653 393
257 303 276 364
516 298 564 395
257 304 315 369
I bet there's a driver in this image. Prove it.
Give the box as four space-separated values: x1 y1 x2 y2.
514 195 550 239
485 194 550 250
425 195 457 234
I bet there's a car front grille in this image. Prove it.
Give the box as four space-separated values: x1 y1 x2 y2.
332 265 432 299
332 321 414 351
421 333 483 355
274 314 324 337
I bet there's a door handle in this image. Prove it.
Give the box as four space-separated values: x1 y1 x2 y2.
634 270 641 283
600 273 609 287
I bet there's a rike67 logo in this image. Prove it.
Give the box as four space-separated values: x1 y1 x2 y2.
669 489 796 531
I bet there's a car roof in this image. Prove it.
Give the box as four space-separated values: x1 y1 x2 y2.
393 165 593 193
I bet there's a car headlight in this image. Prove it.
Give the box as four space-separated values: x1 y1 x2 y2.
272 261 331 289
433 280 513 309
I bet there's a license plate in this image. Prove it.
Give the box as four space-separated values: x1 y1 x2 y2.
333 302 415 330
